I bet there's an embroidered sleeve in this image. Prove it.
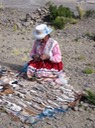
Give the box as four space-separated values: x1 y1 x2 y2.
50 44 62 63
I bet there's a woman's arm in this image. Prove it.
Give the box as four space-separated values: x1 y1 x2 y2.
30 42 37 58
50 44 62 63
30 41 41 61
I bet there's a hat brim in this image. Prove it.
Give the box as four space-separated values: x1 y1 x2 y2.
33 28 52 40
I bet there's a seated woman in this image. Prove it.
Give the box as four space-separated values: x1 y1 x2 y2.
27 24 63 78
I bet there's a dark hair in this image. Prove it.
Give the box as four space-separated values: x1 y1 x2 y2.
48 34 51 37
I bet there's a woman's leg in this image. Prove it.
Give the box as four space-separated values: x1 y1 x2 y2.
27 60 37 78
27 60 63 78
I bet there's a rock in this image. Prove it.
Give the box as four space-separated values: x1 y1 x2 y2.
31 13 36 20
78 107 84 112
15 22 22 29
26 116 35 124
21 22 31 27
18 115 28 123
73 106 79 111
25 14 32 21
83 103 89 108
88 114 95 121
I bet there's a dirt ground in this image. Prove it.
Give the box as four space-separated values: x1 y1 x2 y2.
0 5 95 128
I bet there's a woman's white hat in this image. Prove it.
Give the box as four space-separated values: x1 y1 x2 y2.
33 24 52 40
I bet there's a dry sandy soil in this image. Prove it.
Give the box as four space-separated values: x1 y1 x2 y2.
0 4 95 128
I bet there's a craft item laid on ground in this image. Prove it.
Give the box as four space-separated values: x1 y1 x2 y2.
0 66 82 125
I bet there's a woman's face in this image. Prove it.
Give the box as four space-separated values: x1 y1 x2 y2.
39 38 45 43
38 35 49 44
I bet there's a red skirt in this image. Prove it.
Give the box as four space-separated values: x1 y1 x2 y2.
27 60 63 77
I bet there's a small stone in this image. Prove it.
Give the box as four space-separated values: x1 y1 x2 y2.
80 101 84 104
89 114 95 121
0 113 7 117
74 106 79 111
26 116 35 124
83 103 89 108
18 115 28 123
16 22 21 29
78 107 84 112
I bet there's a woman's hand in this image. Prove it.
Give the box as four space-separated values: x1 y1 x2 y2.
32 54 40 61
40 54 50 60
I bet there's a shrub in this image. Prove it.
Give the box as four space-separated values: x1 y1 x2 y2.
76 6 85 19
69 18 79 24
57 5 73 18
13 23 18 31
82 67 93 74
85 10 95 17
54 17 79 29
52 16 66 29
85 32 92 37
49 4 58 21
85 90 95 105
85 32 95 41
48 4 79 29
49 5 74 21
12 48 20 56
77 55 85 60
